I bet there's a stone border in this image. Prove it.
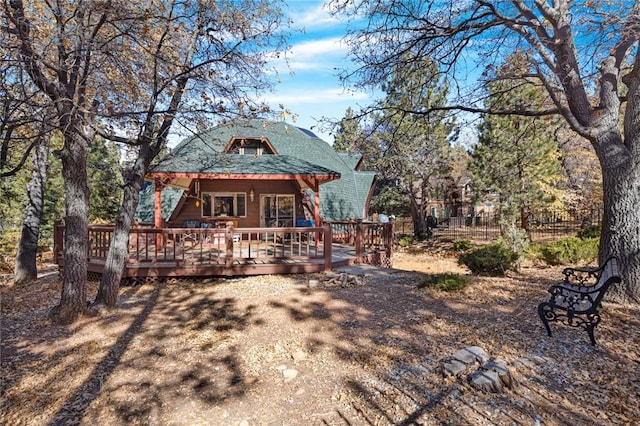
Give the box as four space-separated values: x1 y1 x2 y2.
442 346 554 393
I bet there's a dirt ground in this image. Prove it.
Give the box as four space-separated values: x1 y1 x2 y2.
1 248 639 425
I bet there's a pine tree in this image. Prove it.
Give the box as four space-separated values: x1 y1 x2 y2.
371 55 456 238
88 138 123 223
334 108 363 152
470 52 564 242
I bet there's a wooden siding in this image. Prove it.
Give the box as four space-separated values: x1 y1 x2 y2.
169 179 306 228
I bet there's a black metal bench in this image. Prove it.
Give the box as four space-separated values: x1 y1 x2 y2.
538 256 621 345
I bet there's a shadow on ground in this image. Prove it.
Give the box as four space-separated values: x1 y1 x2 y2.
2 263 639 425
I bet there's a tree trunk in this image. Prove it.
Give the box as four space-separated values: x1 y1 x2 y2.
95 143 157 307
596 59 640 304
599 156 640 304
519 205 531 241
50 131 90 324
94 159 146 306
94 73 187 307
410 198 428 239
14 135 49 285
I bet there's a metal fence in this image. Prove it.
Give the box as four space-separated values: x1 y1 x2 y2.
395 209 603 243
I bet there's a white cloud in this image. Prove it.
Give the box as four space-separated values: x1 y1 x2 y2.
287 2 341 30
257 1 374 143
264 87 368 105
291 37 346 59
268 37 347 75
260 86 372 144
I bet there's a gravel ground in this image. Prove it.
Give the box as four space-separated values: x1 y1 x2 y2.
1 252 639 425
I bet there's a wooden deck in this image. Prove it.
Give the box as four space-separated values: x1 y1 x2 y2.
54 221 394 281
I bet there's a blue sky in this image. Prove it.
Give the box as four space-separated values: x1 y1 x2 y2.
261 1 370 143
262 1 480 146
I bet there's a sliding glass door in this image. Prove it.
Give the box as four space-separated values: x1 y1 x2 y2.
261 195 294 227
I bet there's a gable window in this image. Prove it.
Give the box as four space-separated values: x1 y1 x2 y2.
227 138 274 156
202 192 247 217
240 145 263 156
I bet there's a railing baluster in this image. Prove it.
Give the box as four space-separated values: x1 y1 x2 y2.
70 223 337 275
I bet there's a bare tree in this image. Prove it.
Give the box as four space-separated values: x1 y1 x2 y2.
334 0 640 303
92 1 288 307
2 1 128 322
2 0 288 321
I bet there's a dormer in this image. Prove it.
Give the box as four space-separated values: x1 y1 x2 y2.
225 137 276 156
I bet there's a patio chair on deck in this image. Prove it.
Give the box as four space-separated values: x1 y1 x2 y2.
182 219 200 242
295 219 315 242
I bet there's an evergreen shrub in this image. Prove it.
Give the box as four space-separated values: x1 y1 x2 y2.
538 237 599 265
453 239 474 251
577 224 601 240
458 243 518 276
397 236 413 248
417 273 471 292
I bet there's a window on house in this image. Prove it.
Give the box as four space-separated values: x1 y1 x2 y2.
240 145 263 156
202 193 247 217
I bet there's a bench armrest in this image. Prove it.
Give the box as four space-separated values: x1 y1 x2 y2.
547 256 620 313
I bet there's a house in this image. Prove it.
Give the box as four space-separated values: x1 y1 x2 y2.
135 119 377 229
52 120 388 279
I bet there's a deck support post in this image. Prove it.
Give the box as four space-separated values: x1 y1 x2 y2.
355 221 363 264
323 224 332 272
225 222 234 272
386 220 395 267
154 181 164 247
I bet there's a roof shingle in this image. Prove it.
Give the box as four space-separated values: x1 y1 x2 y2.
140 120 376 221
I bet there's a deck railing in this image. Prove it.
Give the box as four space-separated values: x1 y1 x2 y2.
56 222 330 264
127 225 329 265
327 220 394 267
53 219 394 278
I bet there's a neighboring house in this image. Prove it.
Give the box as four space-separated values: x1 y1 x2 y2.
136 119 376 229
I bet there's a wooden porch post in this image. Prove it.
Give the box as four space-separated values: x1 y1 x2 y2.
154 180 164 247
355 220 363 264
349 219 355 245
301 177 321 227
302 178 322 247
386 219 395 267
225 221 234 272
314 189 322 248
323 224 332 272
314 188 320 226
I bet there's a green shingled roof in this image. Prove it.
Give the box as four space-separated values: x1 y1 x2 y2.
135 183 183 223
151 152 340 176
139 119 376 222
337 152 363 171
